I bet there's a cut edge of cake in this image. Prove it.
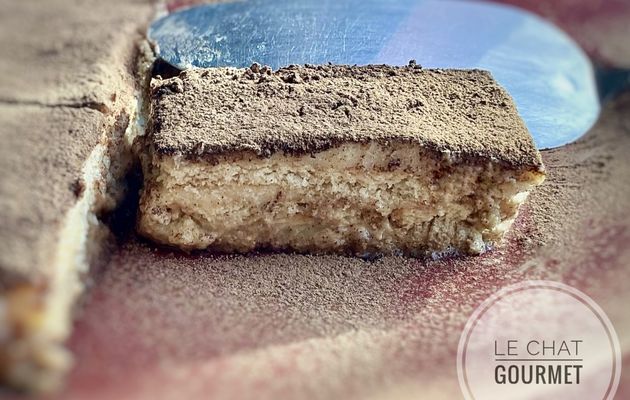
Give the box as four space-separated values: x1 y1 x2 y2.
0 40 154 394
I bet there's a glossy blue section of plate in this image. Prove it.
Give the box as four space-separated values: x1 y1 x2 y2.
149 0 600 149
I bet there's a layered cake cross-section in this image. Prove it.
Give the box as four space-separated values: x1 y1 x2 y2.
138 64 545 257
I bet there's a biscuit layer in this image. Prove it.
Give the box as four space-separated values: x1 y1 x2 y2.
139 142 543 256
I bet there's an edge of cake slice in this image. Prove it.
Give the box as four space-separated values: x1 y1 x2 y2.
0 19 154 395
138 63 545 257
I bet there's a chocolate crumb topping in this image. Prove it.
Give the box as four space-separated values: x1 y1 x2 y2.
149 64 544 171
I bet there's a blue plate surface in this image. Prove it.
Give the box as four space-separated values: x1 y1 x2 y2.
149 0 600 149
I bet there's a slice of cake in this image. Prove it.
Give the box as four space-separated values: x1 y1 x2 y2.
138 64 545 257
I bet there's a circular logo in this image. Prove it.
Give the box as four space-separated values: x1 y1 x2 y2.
457 281 621 400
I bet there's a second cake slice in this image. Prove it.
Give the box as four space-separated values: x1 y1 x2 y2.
138 64 545 257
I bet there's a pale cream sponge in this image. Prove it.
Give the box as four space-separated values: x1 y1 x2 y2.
139 142 543 256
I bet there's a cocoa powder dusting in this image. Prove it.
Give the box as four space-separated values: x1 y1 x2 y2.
149 64 543 171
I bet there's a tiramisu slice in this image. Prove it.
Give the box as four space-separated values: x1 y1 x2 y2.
138 64 545 257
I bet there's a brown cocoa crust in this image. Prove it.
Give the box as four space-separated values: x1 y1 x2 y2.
149 63 544 172
0 0 152 285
